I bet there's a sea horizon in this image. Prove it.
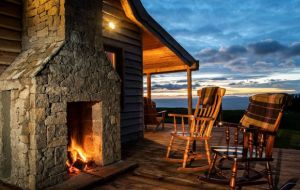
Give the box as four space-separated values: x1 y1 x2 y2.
153 96 249 110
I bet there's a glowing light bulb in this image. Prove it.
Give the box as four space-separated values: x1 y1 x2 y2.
108 22 116 30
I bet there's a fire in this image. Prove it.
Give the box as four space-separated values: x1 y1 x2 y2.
66 138 90 174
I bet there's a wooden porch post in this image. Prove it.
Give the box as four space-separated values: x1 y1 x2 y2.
187 68 192 115
147 73 151 100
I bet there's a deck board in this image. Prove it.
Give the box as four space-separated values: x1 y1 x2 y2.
92 124 300 190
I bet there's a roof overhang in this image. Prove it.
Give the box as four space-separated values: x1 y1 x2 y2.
121 0 199 75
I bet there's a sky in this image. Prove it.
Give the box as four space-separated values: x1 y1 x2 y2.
141 0 300 98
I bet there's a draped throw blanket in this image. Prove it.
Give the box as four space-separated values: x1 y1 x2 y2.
240 93 291 132
197 87 220 106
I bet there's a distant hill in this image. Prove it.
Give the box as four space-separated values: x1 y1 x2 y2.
289 94 300 112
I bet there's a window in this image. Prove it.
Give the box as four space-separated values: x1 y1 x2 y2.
105 51 117 69
103 45 124 110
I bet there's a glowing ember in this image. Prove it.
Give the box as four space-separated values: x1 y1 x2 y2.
66 138 90 174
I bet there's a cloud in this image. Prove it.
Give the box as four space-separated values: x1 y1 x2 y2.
279 59 296 68
224 45 247 54
176 79 188 83
196 48 238 63
252 61 274 70
286 42 300 56
198 40 300 60
210 77 228 81
248 39 286 55
197 48 218 57
196 40 300 73
224 58 252 72
169 24 222 36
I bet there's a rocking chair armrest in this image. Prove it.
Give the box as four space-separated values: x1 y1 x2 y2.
157 110 167 115
168 113 194 132
157 110 167 119
168 113 194 119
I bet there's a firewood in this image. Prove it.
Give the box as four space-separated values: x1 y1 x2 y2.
73 159 87 170
67 151 76 165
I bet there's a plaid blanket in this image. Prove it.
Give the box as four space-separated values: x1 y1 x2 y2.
197 87 220 106
240 93 291 132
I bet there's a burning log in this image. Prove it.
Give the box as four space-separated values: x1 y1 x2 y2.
73 159 87 171
67 151 77 164
66 137 97 174
66 148 88 174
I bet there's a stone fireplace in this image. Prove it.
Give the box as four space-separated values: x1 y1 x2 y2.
0 0 121 189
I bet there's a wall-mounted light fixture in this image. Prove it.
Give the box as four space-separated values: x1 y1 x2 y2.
108 21 116 30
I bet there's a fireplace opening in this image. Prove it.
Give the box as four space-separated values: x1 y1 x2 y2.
66 102 102 174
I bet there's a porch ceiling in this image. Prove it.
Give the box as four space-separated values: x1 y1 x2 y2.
121 0 199 75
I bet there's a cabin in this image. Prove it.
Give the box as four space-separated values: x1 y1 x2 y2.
0 0 198 189
0 0 198 144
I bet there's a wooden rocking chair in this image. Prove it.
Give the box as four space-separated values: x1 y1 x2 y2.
144 97 166 131
165 87 226 171
200 93 291 190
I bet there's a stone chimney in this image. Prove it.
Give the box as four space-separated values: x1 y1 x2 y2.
22 0 65 50
0 0 122 189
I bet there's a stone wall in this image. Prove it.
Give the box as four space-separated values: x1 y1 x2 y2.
31 47 121 189
22 0 65 50
0 80 34 188
0 91 12 179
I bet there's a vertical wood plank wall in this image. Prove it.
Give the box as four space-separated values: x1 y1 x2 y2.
0 0 22 74
103 0 144 143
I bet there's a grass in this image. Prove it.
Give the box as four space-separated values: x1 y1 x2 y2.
276 129 300 149
157 108 300 149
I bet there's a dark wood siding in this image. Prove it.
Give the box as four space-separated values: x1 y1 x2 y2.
103 0 143 143
0 0 22 74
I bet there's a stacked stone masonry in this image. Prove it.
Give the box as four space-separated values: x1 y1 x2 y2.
23 0 65 50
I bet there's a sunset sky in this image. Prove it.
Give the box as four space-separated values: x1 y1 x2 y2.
141 0 300 98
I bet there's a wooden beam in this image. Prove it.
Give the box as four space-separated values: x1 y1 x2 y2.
147 73 151 100
143 62 198 75
187 68 192 115
143 62 183 69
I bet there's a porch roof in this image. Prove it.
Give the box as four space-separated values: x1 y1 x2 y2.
121 0 199 75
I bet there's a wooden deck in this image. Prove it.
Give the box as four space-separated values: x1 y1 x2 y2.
92 124 300 190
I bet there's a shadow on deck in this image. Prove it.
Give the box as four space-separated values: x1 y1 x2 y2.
92 124 300 190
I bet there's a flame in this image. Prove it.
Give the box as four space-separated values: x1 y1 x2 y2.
69 139 88 162
66 138 90 174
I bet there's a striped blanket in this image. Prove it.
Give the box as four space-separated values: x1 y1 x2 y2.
197 87 220 106
240 93 291 132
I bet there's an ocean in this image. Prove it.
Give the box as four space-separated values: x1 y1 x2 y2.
153 96 249 110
